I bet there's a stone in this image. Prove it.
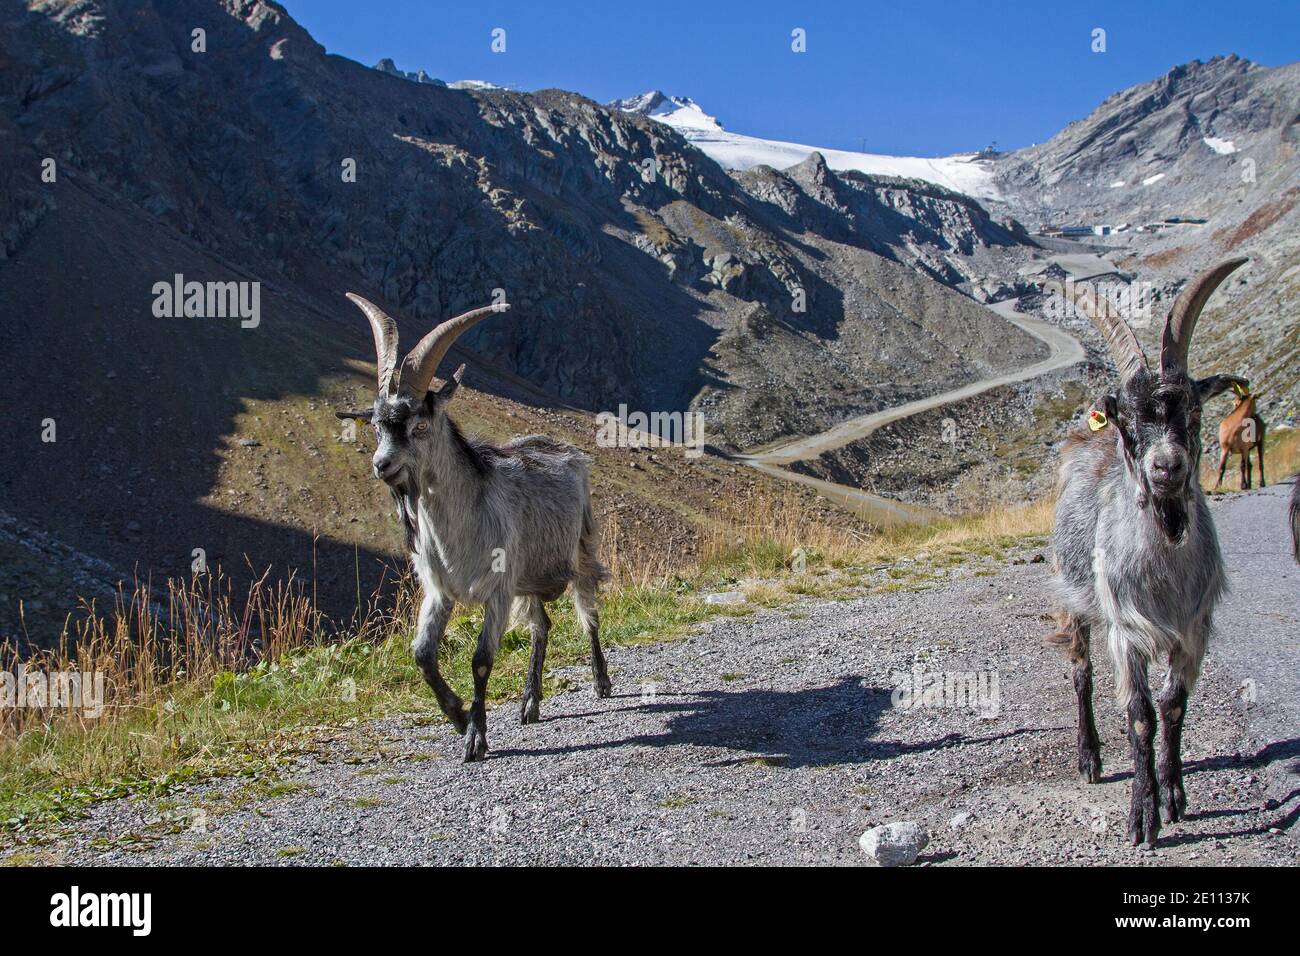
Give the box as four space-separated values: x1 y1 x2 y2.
859 821 929 866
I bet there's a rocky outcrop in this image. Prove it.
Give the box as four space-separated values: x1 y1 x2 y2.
372 57 445 86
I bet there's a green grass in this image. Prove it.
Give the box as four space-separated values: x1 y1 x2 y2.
0 582 722 835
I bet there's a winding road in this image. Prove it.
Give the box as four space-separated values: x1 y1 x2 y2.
736 300 1086 525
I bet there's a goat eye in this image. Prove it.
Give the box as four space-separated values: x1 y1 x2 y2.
413 421 428 434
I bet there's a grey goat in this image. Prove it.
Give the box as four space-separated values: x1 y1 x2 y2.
1047 257 1246 847
337 295 611 761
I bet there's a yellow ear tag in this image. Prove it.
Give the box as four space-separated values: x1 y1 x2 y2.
1231 380 1250 398
1087 409 1109 431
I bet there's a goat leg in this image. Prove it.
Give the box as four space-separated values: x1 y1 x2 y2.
575 583 612 698
1256 426 1266 487
1123 657 1161 847
413 594 468 734
1157 675 1189 824
520 599 549 725
464 597 506 762
1062 615 1102 782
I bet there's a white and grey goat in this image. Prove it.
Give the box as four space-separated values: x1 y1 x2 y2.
1048 258 1246 847
337 295 611 761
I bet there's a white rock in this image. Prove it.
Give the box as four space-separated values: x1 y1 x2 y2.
859 821 929 866
949 811 973 831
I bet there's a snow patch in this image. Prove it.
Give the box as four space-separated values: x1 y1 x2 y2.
1142 173 1166 186
611 91 999 200
1203 136 1237 155
1109 181 1126 188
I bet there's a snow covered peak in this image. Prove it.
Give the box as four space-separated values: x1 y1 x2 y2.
609 91 723 131
610 91 999 200
449 79 503 91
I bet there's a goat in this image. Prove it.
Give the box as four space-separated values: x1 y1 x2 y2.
1213 386 1266 490
336 295 612 761
1290 478 1300 564
1047 258 1246 847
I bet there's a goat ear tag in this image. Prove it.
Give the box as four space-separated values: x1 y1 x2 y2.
1087 409 1109 431
1231 380 1250 398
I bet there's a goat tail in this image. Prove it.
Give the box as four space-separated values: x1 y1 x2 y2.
1044 611 1089 665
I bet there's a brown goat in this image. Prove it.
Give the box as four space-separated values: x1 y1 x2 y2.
1214 390 1266 490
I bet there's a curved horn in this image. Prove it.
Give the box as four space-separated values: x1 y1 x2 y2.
1160 257 1247 373
345 293 400 397
1042 278 1147 380
398 302 510 399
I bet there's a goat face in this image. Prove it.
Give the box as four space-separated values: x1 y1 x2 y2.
1103 369 1203 514
369 393 439 485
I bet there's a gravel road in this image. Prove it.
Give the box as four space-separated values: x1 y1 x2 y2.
744 300 1085 466
16 483 1296 866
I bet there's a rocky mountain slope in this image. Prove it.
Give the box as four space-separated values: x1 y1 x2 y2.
0 0 1041 642
995 55 1299 227
990 55 1300 415
3 0 1295 643
0 0 1038 438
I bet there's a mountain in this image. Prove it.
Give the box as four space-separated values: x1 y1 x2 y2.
611 90 1000 199
995 55 1300 225
991 54 1300 408
0 0 1040 642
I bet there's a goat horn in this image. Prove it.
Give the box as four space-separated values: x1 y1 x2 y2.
1160 258 1247 374
398 302 510 399
1041 279 1147 380
345 293 400 397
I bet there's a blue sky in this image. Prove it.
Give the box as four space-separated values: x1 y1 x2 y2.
288 0 1299 156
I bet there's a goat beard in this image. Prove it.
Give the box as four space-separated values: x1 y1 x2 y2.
388 482 420 555
1151 494 1190 545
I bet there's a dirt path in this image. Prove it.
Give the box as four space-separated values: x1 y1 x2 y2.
745 301 1085 467
22 485 1296 866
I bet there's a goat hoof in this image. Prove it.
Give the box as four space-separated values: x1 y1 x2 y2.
1078 751 1103 784
594 674 612 699
1160 781 1186 824
520 695 541 725
1127 793 1161 847
463 726 489 762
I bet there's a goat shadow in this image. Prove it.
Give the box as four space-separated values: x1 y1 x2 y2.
497 675 1044 770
